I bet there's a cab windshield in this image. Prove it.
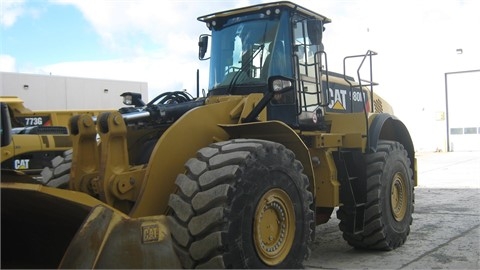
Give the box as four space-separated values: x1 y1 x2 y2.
207 11 292 93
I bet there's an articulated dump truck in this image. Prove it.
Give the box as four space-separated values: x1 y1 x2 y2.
1 1 416 269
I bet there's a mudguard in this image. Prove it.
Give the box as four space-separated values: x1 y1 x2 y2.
368 113 417 185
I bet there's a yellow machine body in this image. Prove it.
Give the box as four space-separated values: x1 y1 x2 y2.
1 2 416 268
1 96 112 175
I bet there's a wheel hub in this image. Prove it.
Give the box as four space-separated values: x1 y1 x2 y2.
254 188 295 266
391 172 407 221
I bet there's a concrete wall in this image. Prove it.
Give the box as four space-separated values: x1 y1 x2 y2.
0 72 148 110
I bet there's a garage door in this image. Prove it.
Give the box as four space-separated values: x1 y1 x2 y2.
446 70 480 152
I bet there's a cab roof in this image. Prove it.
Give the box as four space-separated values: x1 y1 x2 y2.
198 1 332 24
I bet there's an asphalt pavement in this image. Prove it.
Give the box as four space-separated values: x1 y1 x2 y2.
306 151 480 269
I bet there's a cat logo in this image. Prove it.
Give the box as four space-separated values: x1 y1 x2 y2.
332 100 346 110
14 159 30 170
328 88 347 110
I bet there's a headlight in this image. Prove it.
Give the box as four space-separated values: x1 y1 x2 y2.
272 79 292 92
123 94 133 105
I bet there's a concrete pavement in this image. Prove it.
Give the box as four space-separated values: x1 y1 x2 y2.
306 151 480 269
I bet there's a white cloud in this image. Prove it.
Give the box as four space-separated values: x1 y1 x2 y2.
34 1 268 98
0 0 26 27
51 0 252 55
38 52 209 100
0 54 16 71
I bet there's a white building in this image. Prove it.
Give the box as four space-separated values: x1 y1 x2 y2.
0 72 148 110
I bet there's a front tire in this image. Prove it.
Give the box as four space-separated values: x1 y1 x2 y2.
338 140 414 250
168 139 314 268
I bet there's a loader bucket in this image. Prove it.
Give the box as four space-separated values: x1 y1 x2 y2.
1 183 181 269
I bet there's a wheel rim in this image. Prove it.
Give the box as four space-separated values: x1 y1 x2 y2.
391 172 407 221
254 188 295 266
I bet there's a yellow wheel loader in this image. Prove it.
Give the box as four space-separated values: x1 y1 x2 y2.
1 96 110 177
1 2 416 269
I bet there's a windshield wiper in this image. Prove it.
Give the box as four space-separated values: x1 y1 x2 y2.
226 44 264 95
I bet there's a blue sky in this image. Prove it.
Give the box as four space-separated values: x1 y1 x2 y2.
1 0 245 90
3 2 110 66
1 0 200 69
1 0 480 151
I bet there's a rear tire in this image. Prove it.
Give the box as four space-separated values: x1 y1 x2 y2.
337 140 414 250
168 139 314 268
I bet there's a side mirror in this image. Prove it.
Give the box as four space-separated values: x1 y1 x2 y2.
242 76 295 123
307 19 324 46
198 34 210 60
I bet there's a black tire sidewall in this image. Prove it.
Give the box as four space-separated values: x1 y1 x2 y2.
168 139 313 268
379 144 413 242
226 149 310 268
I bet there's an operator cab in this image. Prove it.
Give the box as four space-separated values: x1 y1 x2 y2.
198 1 373 129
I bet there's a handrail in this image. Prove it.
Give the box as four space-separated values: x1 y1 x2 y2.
342 50 378 151
343 50 377 113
